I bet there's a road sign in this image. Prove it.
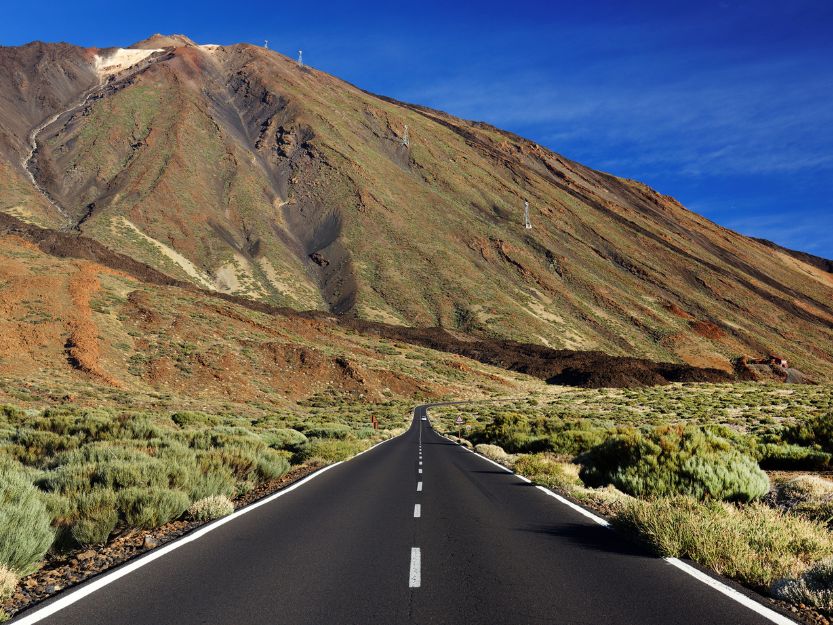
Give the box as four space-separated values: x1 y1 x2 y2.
455 416 464 425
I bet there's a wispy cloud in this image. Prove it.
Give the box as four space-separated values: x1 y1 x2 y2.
398 55 833 179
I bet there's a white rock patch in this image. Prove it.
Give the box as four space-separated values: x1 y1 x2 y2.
93 48 162 77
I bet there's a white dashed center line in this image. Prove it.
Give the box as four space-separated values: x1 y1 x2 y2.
409 548 421 588
419 468 422 473
417 481 423 491
414 503 421 518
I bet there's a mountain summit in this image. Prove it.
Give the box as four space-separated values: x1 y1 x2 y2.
0 35 831 378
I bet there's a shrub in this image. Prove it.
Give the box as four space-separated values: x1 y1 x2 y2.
70 489 119 546
617 496 833 588
307 438 369 462
185 463 236 500
773 558 833 614
474 412 530 452
786 412 833 453
40 445 169 495
0 460 54 574
255 449 290 482
302 423 351 440
262 428 308 452
474 444 514 467
0 565 17 602
204 448 257 481
757 443 831 470
546 428 607 457
10 429 74 464
117 488 189 529
171 411 222 428
578 426 769 501
187 495 234 522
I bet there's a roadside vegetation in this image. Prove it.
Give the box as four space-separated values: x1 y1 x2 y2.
0 395 409 585
433 383 833 615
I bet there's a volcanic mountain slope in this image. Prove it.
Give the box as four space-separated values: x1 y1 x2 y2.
0 231 533 406
1 35 832 379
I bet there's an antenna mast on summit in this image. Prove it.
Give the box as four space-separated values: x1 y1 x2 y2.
298 50 303 67
402 124 410 147
524 200 532 229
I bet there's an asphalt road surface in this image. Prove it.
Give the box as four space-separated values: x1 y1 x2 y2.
14 405 794 625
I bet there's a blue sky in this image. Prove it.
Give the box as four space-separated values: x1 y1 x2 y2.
3 0 832 257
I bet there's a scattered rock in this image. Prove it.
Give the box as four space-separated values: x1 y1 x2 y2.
142 536 159 550
309 252 329 267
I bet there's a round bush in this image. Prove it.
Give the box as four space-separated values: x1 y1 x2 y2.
70 489 119 546
117 488 190 529
187 495 234 522
0 460 54 574
578 426 769 501
262 428 308 452
474 444 513 466
255 449 290 481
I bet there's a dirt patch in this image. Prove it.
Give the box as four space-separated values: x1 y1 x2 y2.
664 303 695 320
689 320 726 340
65 262 119 385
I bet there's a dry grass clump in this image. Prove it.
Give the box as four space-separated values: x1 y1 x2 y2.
0 566 17 601
768 475 833 527
777 476 833 502
616 496 833 589
773 558 833 614
513 454 582 491
512 453 632 515
187 495 234 522
474 444 515 467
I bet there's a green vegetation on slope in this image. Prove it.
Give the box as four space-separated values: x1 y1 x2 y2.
0 398 409 576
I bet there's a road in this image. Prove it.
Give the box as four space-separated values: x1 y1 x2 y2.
14 405 793 625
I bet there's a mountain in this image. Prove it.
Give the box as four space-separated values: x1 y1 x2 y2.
1 36 831 380
752 238 833 275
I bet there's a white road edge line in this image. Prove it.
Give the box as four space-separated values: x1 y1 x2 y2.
665 558 796 625
417 481 423 492
535 485 609 527
434 425 796 625
13 427 412 625
414 504 421 518
409 548 421 588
